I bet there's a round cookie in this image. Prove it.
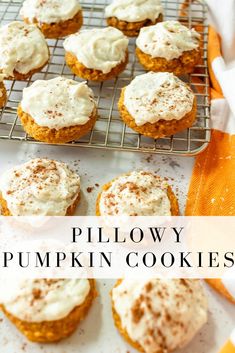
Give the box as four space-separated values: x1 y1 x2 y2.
0 76 7 109
206 278 235 304
0 279 96 342
111 279 208 353
18 76 97 143
64 27 129 81
118 71 197 139
136 20 201 75
20 0 83 39
105 0 163 37
0 21 49 80
96 170 179 216
0 158 81 216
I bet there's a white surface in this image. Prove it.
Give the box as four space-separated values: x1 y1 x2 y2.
0 140 234 352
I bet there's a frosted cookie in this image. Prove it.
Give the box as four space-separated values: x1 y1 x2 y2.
96 171 179 216
64 27 129 81
105 0 163 37
0 75 7 109
112 279 208 353
0 279 96 342
18 77 97 143
0 158 81 216
118 72 197 139
206 278 235 304
136 21 201 75
20 0 83 39
0 21 49 80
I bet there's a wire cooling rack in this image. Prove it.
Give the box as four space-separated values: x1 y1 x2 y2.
0 0 210 155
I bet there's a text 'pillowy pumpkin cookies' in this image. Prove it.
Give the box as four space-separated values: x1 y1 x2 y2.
18 76 97 143
0 278 96 342
118 71 197 139
0 158 81 216
105 0 163 37
96 170 179 216
0 21 49 80
64 27 129 81
20 0 83 39
136 20 201 75
111 279 208 353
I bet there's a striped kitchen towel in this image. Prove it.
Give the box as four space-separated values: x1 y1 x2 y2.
185 0 235 216
218 329 235 353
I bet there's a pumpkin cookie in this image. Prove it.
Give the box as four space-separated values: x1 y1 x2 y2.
18 76 97 143
0 158 81 216
0 279 96 342
20 0 83 39
111 279 208 353
136 21 201 75
0 21 49 80
105 0 163 37
64 27 129 81
118 71 197 139
96 170 179 216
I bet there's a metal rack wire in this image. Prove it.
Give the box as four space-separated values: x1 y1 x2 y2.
0 0 210 155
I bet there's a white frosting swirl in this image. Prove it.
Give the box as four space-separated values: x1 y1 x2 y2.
63 27 129 74
99 171 171 216
0 279 90 322
21 77 96 129
20 0 81 24
105 0 163 23
0 21 49 77
0 158 80 216
124 72 194 126
136 21 201 61
112 279 208 353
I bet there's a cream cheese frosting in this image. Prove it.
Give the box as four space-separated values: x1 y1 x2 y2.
0 21 49 77
0 158 80 216
124 72 195 126
112 279 208 353
63 27 129 74
20 0 81 24
0 279 90 322
105 0 163 23
99 171 171 216
136 21 201 61
21 77 96 130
